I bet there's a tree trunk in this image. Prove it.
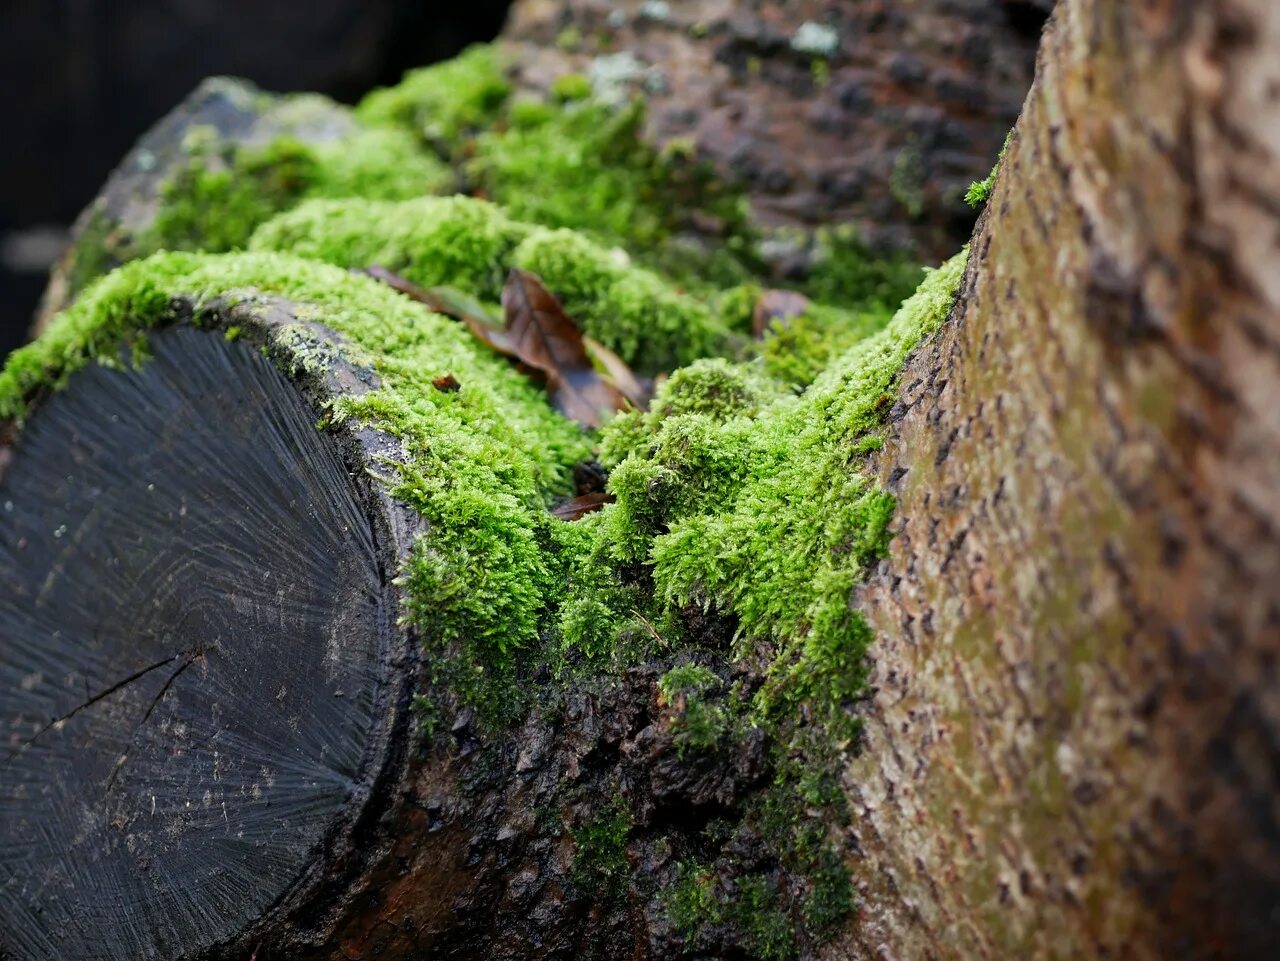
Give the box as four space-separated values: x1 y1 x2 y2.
839 1 1280 958
3 1 1279 960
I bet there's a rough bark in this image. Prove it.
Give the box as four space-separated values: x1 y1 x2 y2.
499 0 1047 259
5 1 1280 959
840 1 1280 958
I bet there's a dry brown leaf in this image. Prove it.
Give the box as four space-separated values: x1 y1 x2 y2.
364 265 640 429
362 267 516 354
583 336 650 409
549 491 614 521
501 269 629 429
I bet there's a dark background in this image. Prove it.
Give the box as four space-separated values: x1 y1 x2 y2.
0 0 515 359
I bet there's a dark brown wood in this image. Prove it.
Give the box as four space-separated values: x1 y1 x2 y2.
0 322 411 960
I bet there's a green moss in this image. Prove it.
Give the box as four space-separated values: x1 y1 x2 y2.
355 44 512 152
250 195 529 301
550 72 593 103
146 131 320 253
147 127 449 257
571 798 632 902
657 663 719 701
797 225 925 311
966 132 1012 208
594 250 967 733
251 197 737 373
466 97 757 290
667 863 796 961
755 301 892 388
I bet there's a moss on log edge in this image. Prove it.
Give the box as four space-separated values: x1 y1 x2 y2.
4 36 973 958
1 242 964 958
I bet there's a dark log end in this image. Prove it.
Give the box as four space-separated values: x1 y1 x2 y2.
0 327 397 961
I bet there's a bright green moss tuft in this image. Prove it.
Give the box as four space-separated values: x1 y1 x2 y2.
966 132 1012 209
147 128 449 256
355 44 512 151
755 302 893 387
550 72 593 103
251 198 737 373
250 195 530 301
658 663 719 701
592 250 968 732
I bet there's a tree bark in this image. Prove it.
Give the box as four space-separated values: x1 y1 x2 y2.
839 1 1280 958
499 0 1048 259
4 1 1280 959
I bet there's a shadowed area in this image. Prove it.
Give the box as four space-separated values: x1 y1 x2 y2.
0 327 392 960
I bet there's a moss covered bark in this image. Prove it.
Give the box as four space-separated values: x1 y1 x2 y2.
9 38 975 961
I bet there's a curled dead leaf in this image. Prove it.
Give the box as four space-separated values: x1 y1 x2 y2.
501 269 630 429
549 492 614 521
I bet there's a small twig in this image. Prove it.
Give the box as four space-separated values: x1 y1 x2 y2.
630 608 667 649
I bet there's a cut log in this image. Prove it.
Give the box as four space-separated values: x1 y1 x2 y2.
0 305 420 960
0 282 727 961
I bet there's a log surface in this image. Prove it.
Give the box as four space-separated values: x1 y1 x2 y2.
0 326 400 960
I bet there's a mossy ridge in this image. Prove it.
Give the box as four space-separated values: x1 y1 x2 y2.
0 250 589 726
558 251 968 956
145 125 451 255
57 42 919 374
249 196 738 374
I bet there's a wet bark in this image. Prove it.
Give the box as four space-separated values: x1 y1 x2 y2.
839 1 1280 958
499 0 1048 259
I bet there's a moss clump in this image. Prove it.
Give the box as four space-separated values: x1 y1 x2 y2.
667 864 796 961
966 132 1012 208
250 195 529 302
794 225 925 311
466 98 753 284
147 127 450 256
250 197 737 373
658 663 730 757
660 255 963 726
714 288 894 388
550 72 593 103
355 44 512 151
571 798 632 902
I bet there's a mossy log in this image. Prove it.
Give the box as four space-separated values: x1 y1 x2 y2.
3 0 1280 960
0 288 647 960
